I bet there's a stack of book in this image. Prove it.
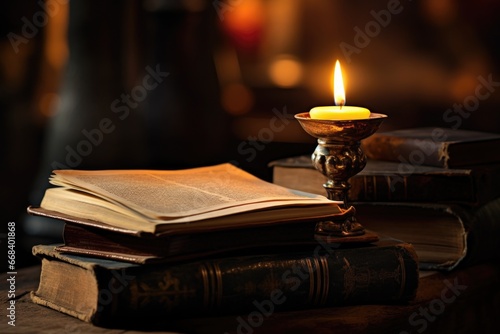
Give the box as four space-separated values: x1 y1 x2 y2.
271 127 500 271
28 163 419 327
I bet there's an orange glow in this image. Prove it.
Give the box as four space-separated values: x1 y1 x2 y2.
38 93 60 117
221 83 254 115
44 0 69 69
333 60 345 107
268 54 303 87
222 0 264 51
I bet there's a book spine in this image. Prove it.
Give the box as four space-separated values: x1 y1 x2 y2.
97 244 418 324
362 136 447 168
349 174 476 203
273 165 478 204
458 197 500 269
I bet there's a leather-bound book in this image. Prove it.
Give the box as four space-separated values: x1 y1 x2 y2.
270 156 500 207
270 156 500 270
360 127 500 168
31 242 419 326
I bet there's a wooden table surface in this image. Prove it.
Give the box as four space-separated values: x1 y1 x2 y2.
1 262 500 333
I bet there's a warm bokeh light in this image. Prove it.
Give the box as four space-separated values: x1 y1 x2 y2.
38 93 60 117
37 0 69 119
221 83 254 115
268 54 303 88
333 60 345 107
222 0 264 52
44 0 69 69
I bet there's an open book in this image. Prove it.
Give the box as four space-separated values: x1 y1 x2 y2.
30 163 345 236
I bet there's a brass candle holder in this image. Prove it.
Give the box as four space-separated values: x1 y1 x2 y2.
295 112 387 237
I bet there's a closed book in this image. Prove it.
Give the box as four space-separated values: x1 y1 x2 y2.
269 156 500 271
270 155 500 206
27 207 378 264
354 199 500 271
31 242 419 326
360 127 500 168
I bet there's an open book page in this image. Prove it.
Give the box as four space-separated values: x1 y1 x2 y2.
40 188 345 234
44 164 342 229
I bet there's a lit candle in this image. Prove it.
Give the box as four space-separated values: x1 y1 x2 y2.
310 60 370 120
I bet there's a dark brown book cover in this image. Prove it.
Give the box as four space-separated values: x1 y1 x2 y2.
31 242 419 326
270 156 500 271
270 155 500 206
360 127 500 168
27 206 379 264
354 199 500 271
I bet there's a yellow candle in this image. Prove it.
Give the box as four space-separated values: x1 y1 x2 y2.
310 60 370 120
310 106 370 120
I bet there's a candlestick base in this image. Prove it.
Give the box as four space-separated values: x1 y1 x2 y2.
315 214 366 238
295 112 387 239
315 227 379 244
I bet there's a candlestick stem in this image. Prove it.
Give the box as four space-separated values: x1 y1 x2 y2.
294 112 387 238
311 138 365 236
323 180 350 208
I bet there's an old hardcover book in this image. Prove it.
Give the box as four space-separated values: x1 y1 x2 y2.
27 163 378 263
39 215 375 264
28 163 347 236
270 156 500 206
31 242 419 326
360 127 500 168
354 199 500 271
269 156 500 271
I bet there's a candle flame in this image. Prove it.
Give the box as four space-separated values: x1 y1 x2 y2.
333 60 345 108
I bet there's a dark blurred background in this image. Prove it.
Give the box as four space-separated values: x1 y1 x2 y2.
2 0 500 269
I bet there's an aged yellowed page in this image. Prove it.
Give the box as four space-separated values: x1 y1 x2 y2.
41 163 343 233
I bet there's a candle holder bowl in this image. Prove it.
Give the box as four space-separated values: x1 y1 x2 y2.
294 112 387 238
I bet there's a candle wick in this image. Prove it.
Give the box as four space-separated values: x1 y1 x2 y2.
339 99 345 110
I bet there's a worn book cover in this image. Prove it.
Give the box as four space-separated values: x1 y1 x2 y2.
360 127 500 168
42 214 375 264
354 199 500 271
31 242 418 326
270 156 500 270
270 155 500 206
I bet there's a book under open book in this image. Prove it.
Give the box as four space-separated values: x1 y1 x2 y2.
28 163 364 263
31 242 418 326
